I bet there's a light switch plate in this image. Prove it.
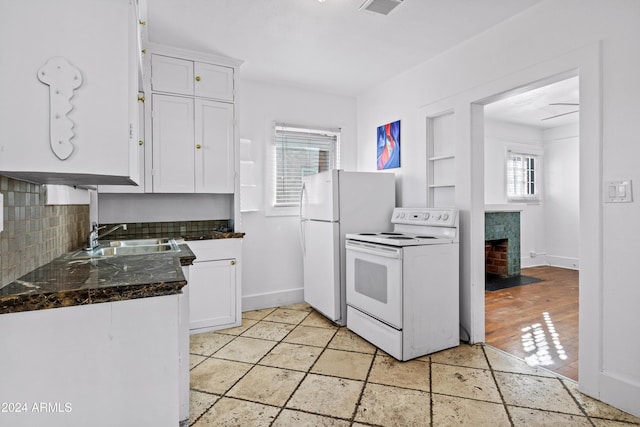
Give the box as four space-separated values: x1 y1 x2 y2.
604 180 633 203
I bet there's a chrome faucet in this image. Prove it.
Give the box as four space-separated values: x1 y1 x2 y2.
87 222 127 250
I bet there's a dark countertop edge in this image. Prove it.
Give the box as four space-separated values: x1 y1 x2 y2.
0 280 187 315
182 231 245 241
178 244 196 266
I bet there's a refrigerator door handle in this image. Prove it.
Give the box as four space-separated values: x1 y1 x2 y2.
299 182 307 254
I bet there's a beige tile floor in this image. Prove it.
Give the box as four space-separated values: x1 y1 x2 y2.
188 304 640 426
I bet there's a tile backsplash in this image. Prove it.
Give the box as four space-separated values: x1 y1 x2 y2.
98 220 232 240
0 176 89 287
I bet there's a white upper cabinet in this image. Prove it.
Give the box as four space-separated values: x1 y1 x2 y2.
151 95 234 193
151 54 234 102
151 94 196 193
151 55 195 97
98 95 146 193
194 62 234 102
145 44 241 195
195 100 235 193
0 0 141 185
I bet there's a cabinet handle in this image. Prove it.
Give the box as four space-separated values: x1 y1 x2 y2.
196 144 202 149
195 76 201 82
137 95 145 103
139 20 146 26
141 48 146 55
138 140 144 146
230 260 236 266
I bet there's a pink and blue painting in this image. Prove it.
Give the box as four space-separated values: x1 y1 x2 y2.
376 120 401 170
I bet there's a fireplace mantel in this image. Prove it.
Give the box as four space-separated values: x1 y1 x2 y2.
485 204 526 213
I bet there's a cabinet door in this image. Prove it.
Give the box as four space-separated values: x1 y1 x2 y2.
151 54 194 96
194 62 234 101
189 259 236 330
152 94 195 192
0 0 135 184
98 94 146 193
195 100 235 193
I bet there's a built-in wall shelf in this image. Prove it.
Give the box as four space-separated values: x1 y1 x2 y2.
428 155 455 161
426 111 456 207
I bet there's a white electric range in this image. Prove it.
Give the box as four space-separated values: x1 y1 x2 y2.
345 207 460 361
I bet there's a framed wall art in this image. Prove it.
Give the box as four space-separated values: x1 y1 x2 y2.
376 120 400 170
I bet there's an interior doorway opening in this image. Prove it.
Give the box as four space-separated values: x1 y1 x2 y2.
481 76 580 380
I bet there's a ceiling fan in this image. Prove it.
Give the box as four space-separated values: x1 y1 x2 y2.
542 102 579 121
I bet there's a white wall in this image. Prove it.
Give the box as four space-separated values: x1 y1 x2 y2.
237 79 357 310
543 123 579 269
356 0 640 415
98 193 232 223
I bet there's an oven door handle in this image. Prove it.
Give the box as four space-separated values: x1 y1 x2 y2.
345 241 402 259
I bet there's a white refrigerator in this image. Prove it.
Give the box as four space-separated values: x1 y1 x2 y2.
300 169 395 325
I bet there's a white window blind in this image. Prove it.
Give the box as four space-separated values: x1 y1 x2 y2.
506 151 540 201
271 124 340 209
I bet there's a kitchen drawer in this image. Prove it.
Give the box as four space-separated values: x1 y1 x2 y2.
187 238 241 262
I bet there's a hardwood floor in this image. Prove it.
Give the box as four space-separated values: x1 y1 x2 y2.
485 266 579 380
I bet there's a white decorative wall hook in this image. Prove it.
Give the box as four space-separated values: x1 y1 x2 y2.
38 57 83 160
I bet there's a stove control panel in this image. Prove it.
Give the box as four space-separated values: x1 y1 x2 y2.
392 208 457 227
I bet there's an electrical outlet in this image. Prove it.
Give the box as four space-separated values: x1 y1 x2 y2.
530 251 536 258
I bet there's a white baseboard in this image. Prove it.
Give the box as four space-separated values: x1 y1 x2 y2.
521 254 579 270
521 255 549 268
546 255 579 270
242 287 304 312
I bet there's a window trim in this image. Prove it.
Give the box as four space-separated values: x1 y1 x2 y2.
265 122 341 217
505 149 543 203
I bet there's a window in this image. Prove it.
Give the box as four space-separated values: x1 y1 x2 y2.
266 123 340 215
506 151 541 201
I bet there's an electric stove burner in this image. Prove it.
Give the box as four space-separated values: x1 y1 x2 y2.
346 207 458 247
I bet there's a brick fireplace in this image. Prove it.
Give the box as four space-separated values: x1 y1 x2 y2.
485 211 521 277
485 239 509 276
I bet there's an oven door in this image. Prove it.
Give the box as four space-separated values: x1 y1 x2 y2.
346 240 403 329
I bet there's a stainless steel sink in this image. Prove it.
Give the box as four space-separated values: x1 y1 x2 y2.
70 238 180 258
108 238 174 247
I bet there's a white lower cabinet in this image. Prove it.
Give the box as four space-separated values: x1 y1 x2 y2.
0 295 180 427
190 258 236 329
187 238 242 332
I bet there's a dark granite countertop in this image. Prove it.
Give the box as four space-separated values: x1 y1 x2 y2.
0 243 196 315
182 231 245 241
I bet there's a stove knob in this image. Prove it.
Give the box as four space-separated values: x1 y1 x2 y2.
442 213 449 221
424 213 430 220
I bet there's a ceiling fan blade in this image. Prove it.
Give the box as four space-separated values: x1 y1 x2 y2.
541 110 580 121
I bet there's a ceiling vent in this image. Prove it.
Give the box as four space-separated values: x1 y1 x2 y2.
359 0 403 15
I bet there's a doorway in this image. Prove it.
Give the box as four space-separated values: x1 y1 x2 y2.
482 76 580 380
